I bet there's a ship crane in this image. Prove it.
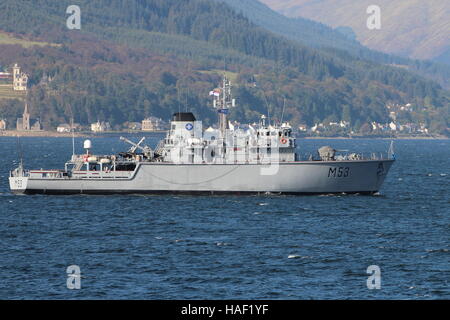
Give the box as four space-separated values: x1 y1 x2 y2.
120 136 153 159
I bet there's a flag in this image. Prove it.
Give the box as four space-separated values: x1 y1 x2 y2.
209 89 220 97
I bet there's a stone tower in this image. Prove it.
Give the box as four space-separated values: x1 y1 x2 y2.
22 102 30 130
12 63 20 80
12 63 28 91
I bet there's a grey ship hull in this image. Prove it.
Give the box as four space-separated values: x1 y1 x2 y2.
10 160 394 195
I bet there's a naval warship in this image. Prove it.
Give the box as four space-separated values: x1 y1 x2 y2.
9 76 394 195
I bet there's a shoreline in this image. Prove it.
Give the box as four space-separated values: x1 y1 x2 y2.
0 130 166 138
0 130 88 138
302 135 449 140
0 130 448 140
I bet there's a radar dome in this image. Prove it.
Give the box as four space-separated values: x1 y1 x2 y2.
83 139 92 149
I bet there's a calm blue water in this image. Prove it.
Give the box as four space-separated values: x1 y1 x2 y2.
0 135 448 299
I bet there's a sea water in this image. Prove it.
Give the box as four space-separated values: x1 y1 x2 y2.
0 136 448 299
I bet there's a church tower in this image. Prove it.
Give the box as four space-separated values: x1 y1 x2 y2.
22 101 30 130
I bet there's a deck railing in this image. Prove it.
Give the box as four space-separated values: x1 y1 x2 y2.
298 151 392 162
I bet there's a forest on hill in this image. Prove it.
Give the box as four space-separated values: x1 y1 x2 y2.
219 0 450 90
0 0 448 135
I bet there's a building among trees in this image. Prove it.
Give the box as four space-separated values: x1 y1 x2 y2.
123 122 142 131
12 64 28 91
16 102 41 131
142 117 167 131
0 71 11 81
91 121 111 132
57 124 72 133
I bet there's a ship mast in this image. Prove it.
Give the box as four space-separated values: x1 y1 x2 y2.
71 117 75 158
211 75 235 137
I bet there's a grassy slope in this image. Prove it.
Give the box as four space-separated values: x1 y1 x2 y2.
0 31 59 48
260 0 450 62
198 70 239 83
0 84 26 100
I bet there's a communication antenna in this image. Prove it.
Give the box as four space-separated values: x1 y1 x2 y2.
261 91 271 127
16 134 23 167
177 85 181 115
280 97 286 125
71 117 75 157
68 104 76 157
185 87 189 112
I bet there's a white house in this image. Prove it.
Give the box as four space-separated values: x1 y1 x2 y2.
91 121 111 132
389 122 397 131
57 124 72 133
142 117 166 131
